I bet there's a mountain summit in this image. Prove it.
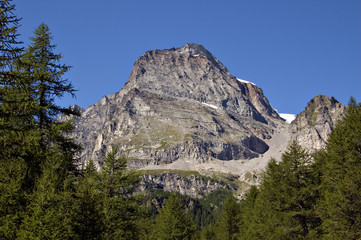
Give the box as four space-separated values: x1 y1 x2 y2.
71 44 282 170
127 43 279 121
69 44 345 188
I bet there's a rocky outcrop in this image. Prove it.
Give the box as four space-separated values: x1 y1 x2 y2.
290 95 346 152
71 43 283 169
138 171 240 198
65 43 347 198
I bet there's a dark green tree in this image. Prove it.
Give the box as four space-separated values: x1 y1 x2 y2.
155 193 197 240
72 160 104 240
14 22 79 190
200 224 217 240
0 156 26 239
100 148 141 239
17 148 76 239
242 142 320 239
0 1 28 238
215 196 241 240
238 185 259 239
1 19 80 238
318 98 361 239
0 0 23 104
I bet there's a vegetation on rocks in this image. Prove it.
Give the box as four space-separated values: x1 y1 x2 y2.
1 1 361 239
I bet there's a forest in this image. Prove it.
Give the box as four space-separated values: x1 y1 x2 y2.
1 0 361 239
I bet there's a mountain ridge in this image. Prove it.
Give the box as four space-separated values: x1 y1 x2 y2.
67 43 346 195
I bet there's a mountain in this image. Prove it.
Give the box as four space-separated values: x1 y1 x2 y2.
290 95 346 152
69 43 346 196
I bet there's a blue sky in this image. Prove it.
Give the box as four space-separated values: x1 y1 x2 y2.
14 0 361 114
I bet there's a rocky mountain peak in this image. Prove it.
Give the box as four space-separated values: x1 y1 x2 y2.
290 94 346 151
70 43 285 170
66 44 346 197
126 43 278 121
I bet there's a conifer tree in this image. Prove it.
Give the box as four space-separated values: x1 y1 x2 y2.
238 185 259 239
155 193 197 240
242 142 320 239
318 98 361 239
17 148 76 239
73 160 104 239
14 23 80 189
0 1 28 238
215 196 241 240
0 0 23 103
100 148 141 239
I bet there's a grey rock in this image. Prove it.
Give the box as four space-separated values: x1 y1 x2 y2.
290 95 346 152
71 43 281 168
65 43 346 197
138 172 239 198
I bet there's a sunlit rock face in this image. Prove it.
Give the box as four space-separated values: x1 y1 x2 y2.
70 43 282 169
67 43 345 195
290 95 346 152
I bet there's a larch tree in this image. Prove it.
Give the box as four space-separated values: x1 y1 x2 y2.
318 98 361 239
242 142 320 240
14 22 80 189
100 148 141 240
155 193 197 240
215 196 241 240
72 160 104 240
0 1 27 238
13 23 80 237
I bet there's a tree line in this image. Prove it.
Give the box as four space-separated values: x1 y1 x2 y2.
1 0 361 239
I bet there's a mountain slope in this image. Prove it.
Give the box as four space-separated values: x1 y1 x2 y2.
68 44 346 197
71 43 283 171
290 95 346 152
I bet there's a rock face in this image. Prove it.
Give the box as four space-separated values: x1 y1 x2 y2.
290 95 346 152
68 43 347 197
71 43 282 169
138 171 240 199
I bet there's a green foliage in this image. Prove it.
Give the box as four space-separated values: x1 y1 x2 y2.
2 2 361 239
0 157 26 239
318 97 361 239
16 23 76 129
142 187 232 230
100 148 141 239
238 185 259 238
154 194 197 240
72 160 104 240
240 142 321 239
17 152 76 239
215 196 242 240
194 188 233 229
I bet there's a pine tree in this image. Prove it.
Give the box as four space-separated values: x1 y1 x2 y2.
215 196 241 240
155 193 197 240
100 148 141 239
242 142 320 239
1 19 80 237
0 0 31 139
72 160 104 240
238 185 259 239
17 149 76 239
0 156 26 239
318 98 361 239
14 22 80 190
0 1 28 238
0 0 23 101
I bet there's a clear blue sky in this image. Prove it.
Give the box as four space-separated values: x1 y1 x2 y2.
14 0 361 114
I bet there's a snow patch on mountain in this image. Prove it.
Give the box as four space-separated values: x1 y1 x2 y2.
236 78 256 86
279 113 296 123
202 102 218 109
